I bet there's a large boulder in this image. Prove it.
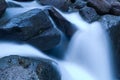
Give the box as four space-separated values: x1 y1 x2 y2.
0 0 7 17
0 55 61 80
0 9 61 50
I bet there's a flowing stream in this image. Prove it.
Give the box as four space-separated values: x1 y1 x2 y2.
0 0 115 80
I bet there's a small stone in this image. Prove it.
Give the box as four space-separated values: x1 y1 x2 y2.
79 6 100 23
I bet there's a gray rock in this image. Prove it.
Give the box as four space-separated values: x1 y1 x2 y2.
0 55 61 80
79 6 100 23
0 0 7 17
0 8 61 50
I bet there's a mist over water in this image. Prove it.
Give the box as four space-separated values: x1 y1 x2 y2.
0 0 115 80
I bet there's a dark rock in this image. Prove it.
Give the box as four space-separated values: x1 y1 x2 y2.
7 2 22 8
69 0 87 12
0 9 61 50
13 0 34 2
0 55 61 80
87 0 111 15
110 2 120 16
99 15 120 79
36 0 70 12
47 7 78 38
0 0 7 17
79 6 100 23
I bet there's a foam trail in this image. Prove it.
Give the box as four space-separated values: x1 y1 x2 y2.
0 42 96 80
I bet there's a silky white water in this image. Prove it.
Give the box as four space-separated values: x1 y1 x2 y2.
0 0 114 80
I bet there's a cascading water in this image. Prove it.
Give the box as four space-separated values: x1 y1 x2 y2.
0 0 115 80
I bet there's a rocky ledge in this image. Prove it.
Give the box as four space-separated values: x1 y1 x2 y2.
0 55 61 80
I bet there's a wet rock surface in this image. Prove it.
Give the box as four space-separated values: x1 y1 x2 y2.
0 55 61 80
0 0 7 17
0 8 61 50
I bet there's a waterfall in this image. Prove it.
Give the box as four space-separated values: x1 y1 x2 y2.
0 0 115 80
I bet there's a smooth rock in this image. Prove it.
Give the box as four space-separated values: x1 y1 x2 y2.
0 0 7 17
36 0 70 12
0 9 61 50
79 6 100 23
87 0 111 14
0 55 61 80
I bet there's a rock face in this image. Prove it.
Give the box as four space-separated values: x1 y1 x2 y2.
36 0 70 11
0 55 61 80
0 9 61 50
99 15 120 79
79 6 100 23
87 0 111 14
0 0 7 17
